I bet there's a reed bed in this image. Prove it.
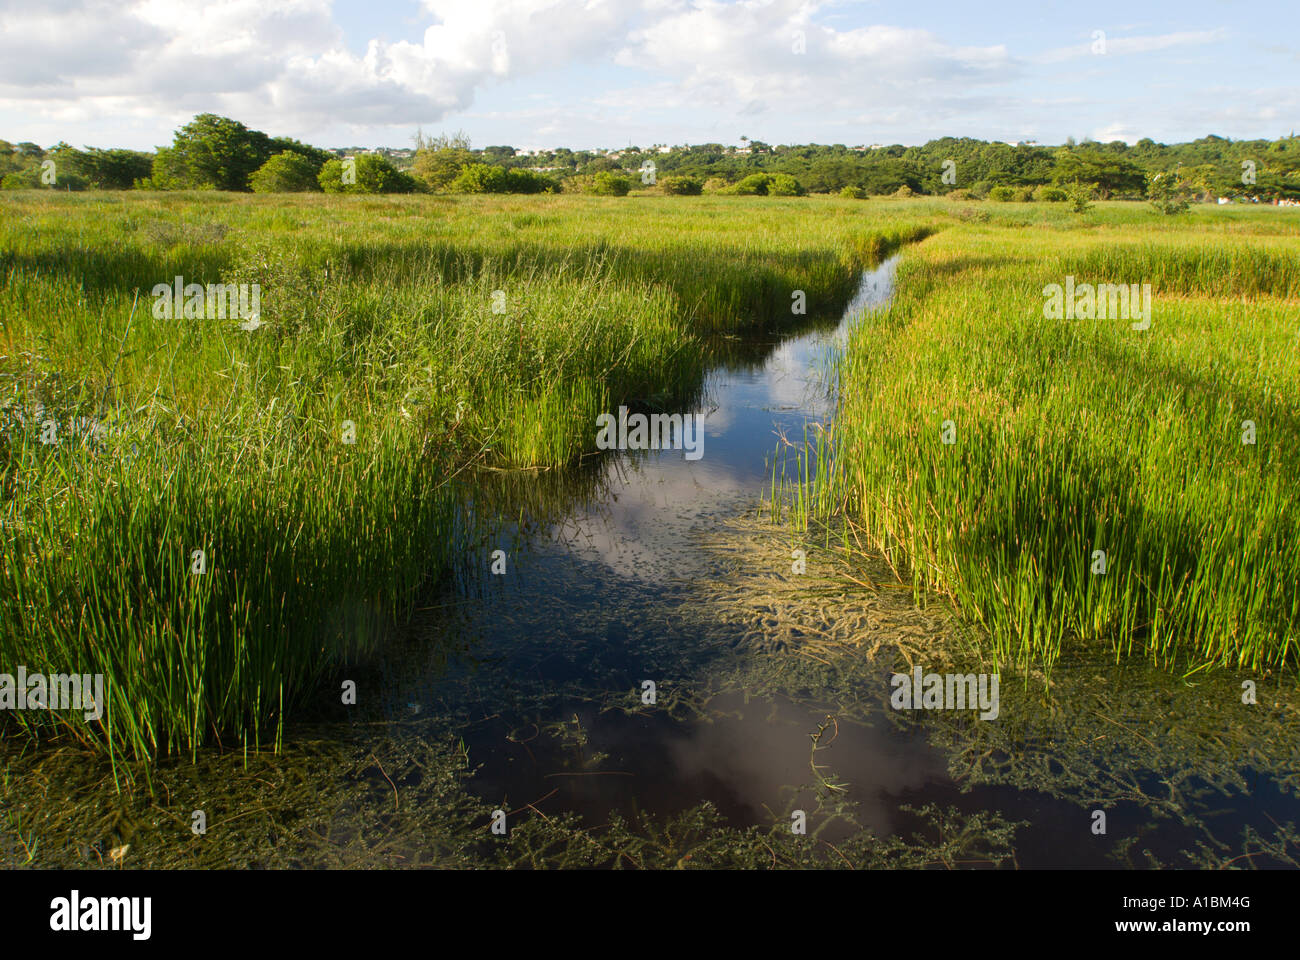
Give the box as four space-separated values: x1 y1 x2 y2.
0 190 942 762
790 205 1300 675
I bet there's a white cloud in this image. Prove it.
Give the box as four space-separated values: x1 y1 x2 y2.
1034 28 1224 65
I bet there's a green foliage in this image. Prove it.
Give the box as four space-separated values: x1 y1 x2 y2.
581 157 622 175
413 146 475 191
40 146 152 190
1147 171 1192 214
1067 183 1094 213
591 171 632 196
250 151 323 193
1053 147 1147 198
501 169 560 194
733 173 772 195
768 173 805 196
268 136 333 171
1032 185 1069 202
839 185 868 199
661 175 703 196
792 209 1300 675
319 153 417 194
164 114 276 191
989 185 1034 202
448 163 558 194
1 161 87 191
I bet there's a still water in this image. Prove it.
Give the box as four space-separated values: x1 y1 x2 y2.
5 255 1296 869
383 254 1300 868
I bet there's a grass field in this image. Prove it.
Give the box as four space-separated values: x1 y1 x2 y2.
787 201 1300 676
0 191 938 763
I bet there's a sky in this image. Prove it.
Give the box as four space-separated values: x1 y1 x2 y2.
0 0 1296 153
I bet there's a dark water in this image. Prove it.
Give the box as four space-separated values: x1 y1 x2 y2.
6 256 1295 870
379 255 1300 869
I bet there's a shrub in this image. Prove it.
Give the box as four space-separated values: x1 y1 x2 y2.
702 177 730 193
1147 172 1191 215
503 169 561 194
1 165 87 190
319 153 417 194
661 175 703 196
591 172 632 196
250 151 322 193
1066 183 1094 213
413 147 475 191
892 184 915 199
840 185 868 199
768 173 805 196
1033 185 1069 202
448 162 508 193
988 186 1018 202
734 173 773 195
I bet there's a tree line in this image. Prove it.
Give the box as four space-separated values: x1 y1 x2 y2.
3 114 1298 202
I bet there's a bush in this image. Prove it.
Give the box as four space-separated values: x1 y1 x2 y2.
1066 183 1094 213
945 188 975 201
591 172 632 196
892 185 915 199
250 151 322 193
1147 172 1191 215
319 153 417 194
1 165 87 190
988 186 1018 202
580 158 622 176
661 175 703 196
448 162 508 193
734 173 773 195
1033 185 1069 202
840 185 868 199
768 173 805 196
446 164 560 194
503 169 561 194
702 177 730 193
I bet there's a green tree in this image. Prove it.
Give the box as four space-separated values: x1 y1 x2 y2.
164 114 275 191
250 151 323 192
768 173 804 196
318 153 417 194
449 162 509 193
661 175 703 195
733 173 773 195
591 172 632 196
1052 148 1147 198
413 147 475 191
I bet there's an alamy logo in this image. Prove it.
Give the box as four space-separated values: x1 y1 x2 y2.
0 667 103 721
151 276 261 324
595 405 704 460
1043 276 1151 330
890 667 1000 720
50 891 151 940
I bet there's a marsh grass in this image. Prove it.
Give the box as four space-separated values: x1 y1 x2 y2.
789 206 1300 676
0 191 942 762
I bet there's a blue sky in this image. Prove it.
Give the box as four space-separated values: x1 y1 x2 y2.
0 0 1295 152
